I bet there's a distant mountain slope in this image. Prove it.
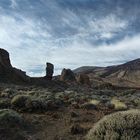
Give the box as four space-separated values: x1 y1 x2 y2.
73 66 104 74
74 59 140 88
101 58 140 77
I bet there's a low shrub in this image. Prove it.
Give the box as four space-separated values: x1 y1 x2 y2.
0 98 11 109
111 99 127 110
86 109 140 140
1 88 17 98
89 99 100 105
11 95 31 111
26 98 48 112
11 94 59 112
80 103 97 110
134 99 140 108
70 124 85 135
0 109 29 140
0 109 23 126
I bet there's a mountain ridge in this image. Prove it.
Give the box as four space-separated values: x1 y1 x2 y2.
74 58 140 88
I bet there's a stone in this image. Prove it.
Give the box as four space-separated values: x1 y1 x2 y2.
46 62 54 80
60 69 76 82
76 74 90 85
0 48 12 68
0 48 29 83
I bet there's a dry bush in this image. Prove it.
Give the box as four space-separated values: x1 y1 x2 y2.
86 109 140 140
11 94 58 112
0 98 11 109
89 99 100 105
0 109 28 140
0 109 23 126
111 99 127 110
11 95 31 111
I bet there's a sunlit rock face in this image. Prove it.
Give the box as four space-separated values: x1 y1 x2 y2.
60 68 76 82
76 73 91 86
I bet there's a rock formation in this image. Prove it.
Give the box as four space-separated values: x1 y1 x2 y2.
0 48 29 83
45 62 54 80
76 74 90 85
0 48 12 68
60 69 76 82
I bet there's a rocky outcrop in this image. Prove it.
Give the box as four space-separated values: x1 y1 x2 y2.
0 49 12 68
60 69 76 82
76 74 90 85
45 62 54 80
0 48 29 83
0 49 12 78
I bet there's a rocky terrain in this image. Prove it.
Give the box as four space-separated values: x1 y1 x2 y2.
0 48 139 140
74 59 140 88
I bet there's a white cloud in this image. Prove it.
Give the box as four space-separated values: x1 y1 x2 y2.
0 11 138 77
61 12 128 40
49 35 140 75
89 14 127 33
10 0 18 8
0 13 52 76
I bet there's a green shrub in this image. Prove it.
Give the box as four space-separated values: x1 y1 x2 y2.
11 95 31 111
11 94 62 112
0 109 23 126
0 98 11 109
86 110 140 140
25 98 48 112
134 99 140 108
1 88 17 98
0 109 29 140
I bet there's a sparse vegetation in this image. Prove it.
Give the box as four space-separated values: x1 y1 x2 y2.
111 98 128 110
70 124 85 135
0 85 139 140
0 109 29 140
1 88 17 98
0 98 11 109
0 109 23 126
11 95 31 111
86 110 140 140
89 99 100 105
80 103 97 110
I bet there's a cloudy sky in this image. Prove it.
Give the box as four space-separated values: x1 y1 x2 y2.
0 0 140 76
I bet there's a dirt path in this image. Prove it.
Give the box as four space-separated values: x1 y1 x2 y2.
23 107 113 140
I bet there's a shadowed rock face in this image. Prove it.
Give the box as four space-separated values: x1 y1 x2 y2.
60 69 76 82
45 63 54 80
0 49 12 77
0 48 29 83
0 49 12 68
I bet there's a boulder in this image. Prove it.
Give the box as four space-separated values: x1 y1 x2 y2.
60 69 76 82
45 62 54 80
76 74 90 85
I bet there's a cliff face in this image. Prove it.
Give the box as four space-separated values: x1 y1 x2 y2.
0 48 29 83
0 49 12 68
